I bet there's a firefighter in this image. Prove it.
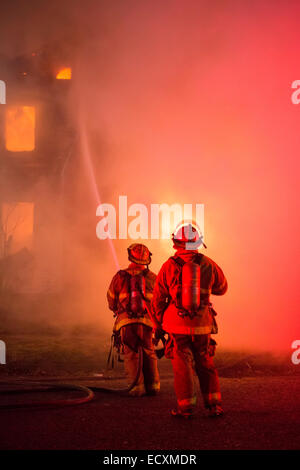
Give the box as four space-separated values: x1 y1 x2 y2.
107 243 160 396
151 223 227 418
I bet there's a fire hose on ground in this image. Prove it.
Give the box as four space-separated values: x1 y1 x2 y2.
0 346 143 410
0 334 257 410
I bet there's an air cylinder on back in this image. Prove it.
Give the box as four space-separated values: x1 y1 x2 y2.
181 261 201 312
130 274 146 315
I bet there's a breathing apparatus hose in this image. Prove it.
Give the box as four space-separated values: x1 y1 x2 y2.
0 346 143 409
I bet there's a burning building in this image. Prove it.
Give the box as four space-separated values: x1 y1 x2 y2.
0 49 75 323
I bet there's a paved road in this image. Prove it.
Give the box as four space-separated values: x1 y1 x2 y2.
0 376 299 450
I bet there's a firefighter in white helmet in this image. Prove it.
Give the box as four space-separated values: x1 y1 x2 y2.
107 244 160 396
152 222 227 417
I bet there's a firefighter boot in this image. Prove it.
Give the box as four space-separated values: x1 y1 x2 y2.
171 408 195 419
207 404 224 418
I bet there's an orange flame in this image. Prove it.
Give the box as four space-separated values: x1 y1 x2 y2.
56 67 72 79
1 202 34 254
5 106 35 152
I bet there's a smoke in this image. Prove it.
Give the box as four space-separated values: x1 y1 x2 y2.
0 0 299 351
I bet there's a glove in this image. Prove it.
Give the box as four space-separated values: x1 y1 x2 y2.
208 338 217 356
153 328 165 346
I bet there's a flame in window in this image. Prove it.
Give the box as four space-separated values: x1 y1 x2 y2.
56 67 72 79
1 202 34 256
5 106 35 152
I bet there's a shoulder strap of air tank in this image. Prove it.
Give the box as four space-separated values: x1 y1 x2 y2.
194 253 203 265
170 256 185 267
141 267 149 277
118 269 130 278
169 257 184 306
118 270 131 295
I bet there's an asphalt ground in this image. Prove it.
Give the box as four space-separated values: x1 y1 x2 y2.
0 375 299 450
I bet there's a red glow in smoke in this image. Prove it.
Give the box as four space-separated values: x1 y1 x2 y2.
71 1 299 350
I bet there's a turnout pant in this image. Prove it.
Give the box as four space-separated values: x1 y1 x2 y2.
121 323 160 396
171 334 221 411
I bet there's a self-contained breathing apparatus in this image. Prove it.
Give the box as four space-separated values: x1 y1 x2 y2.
171 253 203 319
119 268 148 318
109 267 167 362
108 268 150 368
170 252 218 355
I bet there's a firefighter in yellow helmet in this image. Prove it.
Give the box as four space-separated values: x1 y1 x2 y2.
107 244 160 396
152 222 227 417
